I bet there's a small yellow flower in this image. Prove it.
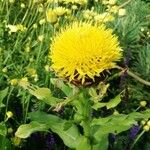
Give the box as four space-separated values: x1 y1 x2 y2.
33 23 38 29
6 111 13 119
10 79 18 86
94 13 114 23
25 46 30 53
26 68 37 77
54 7 66 16
108 0 116 5
118 8 126 16
50 22 122 84
46 9 58 23
102 0 109 5
39 19 46 25
38 4 44 12
45 65 50 72
34 74 38 82
6 25 18 33
2 67 8 73
20 77 28 82
140 27 144 32
141 120 146 125
12 136 22 146
140 101 147 107
72 5 78 10
21 3 25 8
18 77 29 89
9 0 15 3
147 120 150 127
143 125 149 131
16 24 26 32
38 35 44 42
108 5 119 14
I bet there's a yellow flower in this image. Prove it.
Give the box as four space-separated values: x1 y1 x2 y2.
12 136 22 146
20 3 25 8
50 22 122 84
118 8 126 16
54 7 66 16
46 9 58 23
6 25 18 33
143 125 149 132
16 24 26 32
6 111 13 119
6 24 26 33
94 13 114 23
108 0 116 5
2 67 8 73
108 5 119 14
26 68 37 77
38 35 44 42
39 19 46 25
10 79 18 86
140 101 147 107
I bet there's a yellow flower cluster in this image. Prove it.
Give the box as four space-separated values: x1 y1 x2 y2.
102 0 126 16
6 24 26 33
83 9 114 23
47 0 87 5
46 7 70 23
50 22 122 84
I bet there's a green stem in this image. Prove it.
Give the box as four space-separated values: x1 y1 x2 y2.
24 95 31 123
81 94 91 138
130 130 145 150
4 87 14 121
117 66 150 86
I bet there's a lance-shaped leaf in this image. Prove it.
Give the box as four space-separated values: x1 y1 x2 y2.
91 109 150 140
19 79 61 106
106 94 121 109
15 121 48 138
0 87 9 108
28 111 82 149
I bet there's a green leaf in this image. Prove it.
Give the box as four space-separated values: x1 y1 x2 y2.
92 102 107 110
92 134 108 150
92 114 127 126
28 87 60 106
51 78 73 96
0 122 7 136
19 82 62 106
0 87 9 108
106 94 121 109
15 121 48 138
29 111 81 149
91 109 150 140
0 136 12 150
76 137 91 150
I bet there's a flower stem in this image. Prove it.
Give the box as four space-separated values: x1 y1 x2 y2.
130 130 145 150
116 66 150 86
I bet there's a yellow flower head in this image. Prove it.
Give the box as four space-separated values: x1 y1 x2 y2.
46 9 57 23
50 22 122 84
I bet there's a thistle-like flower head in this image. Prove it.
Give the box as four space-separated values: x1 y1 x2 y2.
50 22 122 84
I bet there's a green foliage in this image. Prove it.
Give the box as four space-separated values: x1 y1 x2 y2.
0 0 150 149
16 111 82 149
15 121 48 138
0 122 7 136
0 87 9 108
